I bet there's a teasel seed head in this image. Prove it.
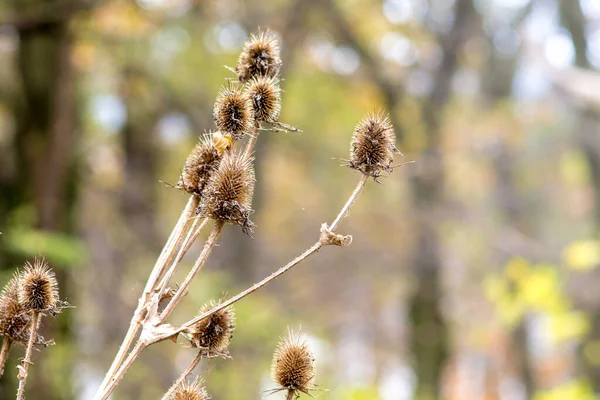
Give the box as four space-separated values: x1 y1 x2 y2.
213 84 254 140
178 133 224 196
271 328 316 398
188 300 235 357
349 111 400 180
198 151 255 234
171 377 210 400
246 75 281 123
0 273 31 342
18 258 58 313
236 29 281 83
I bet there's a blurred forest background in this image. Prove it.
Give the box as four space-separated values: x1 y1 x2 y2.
1 0 600 399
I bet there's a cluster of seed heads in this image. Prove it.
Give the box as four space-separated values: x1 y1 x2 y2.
171 377 210 400
178 134 223 195
0 274 31 344
188 300 235 357
270 329 316 399
235 30 281 83
348 111 400 180
213 84 254 141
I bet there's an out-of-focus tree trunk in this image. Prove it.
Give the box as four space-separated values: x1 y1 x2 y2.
559 0 600 392
0 3 77 398
408 0 475 397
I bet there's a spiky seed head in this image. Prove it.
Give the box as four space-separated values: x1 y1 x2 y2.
198 152 255 234
189 300 235 356
213 84 254 140
349 111 400 179
178 134 223 196
246 75 281 123
0 273 31 342
236 30 281 82
271 329 316 397
18 259 58 313
171 377 210 400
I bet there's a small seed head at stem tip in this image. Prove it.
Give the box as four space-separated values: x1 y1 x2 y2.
246 75 281 123
187 299 235 357
348 110 401 180
236 29 281 83
270 328 316 398
0 273 30 343
177 133 224 196
171 377 209 400
198 151 256 234
214 83 254 141
18 258 59 314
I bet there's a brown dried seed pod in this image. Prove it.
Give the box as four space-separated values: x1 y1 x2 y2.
171 377 209 400
198 152 255 234
0 273 31 342
271 329 316 398
18 258 58 313
213 85 254 140
177 134 224 196
236 30 281 82
349 111 400 179
246 75 281 123
189 300 235 356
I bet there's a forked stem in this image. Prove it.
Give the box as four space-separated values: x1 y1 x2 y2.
159 221 224 323
160 352 203 400
0 336 12 377
16 312 39 400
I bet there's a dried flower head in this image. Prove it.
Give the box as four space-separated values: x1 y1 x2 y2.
213 84 254 140
198 152 255 234
270 329 316 398
178 134 224 196
246 75 281 123
188 300 235 357
18 259 58 313
171 377 209 400
0 273 30 342
349 111 400 179
236 30 281 82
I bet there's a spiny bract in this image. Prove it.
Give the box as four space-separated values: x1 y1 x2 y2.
198 152 255 234
235 30 281 83
189 300 235 356
271 329 316 397
213 85 254 141
349 111 400 179
178 134 223 196
18 259 58 313
246 75 281 123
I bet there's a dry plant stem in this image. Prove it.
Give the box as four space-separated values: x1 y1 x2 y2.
159 221 225 323
157 216 210 298
287 390 294 400
243 121 261 159
178 175 369 334
100 341 146 400
329 174 368 231
0 337 12 377
160 352 203 400
97 195 198 394
16 312 39 400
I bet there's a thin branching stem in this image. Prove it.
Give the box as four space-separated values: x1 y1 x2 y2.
16 312 39 400
160 352 203 400
159 221 224 323
176 175 369 335
100 341 146 400
0 336 12 377
329 174 368 231
96 196 198 396
243 121 261 159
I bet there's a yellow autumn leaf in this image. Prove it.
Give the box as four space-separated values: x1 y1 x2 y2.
563 240 600 271
534 379 594 400
550 311 589 343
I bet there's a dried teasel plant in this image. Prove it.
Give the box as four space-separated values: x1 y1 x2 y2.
235 29 281 83
177 133 224 196
269 329 316 400
170 377 210 400
93 28 406 400
185 299 235 358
